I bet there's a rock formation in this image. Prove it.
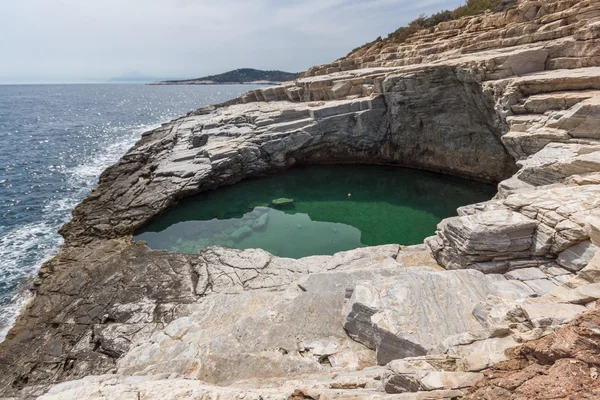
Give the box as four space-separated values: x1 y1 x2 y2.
2 0 600 399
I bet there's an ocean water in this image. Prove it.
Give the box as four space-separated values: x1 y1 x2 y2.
136 165 496 259
0 83 259 341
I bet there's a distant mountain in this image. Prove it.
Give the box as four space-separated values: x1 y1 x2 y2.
151 68 302 85
108 71 179 83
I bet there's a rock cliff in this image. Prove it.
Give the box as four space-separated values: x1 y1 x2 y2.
2 0 600 399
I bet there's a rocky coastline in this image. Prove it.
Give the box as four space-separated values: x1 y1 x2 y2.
149 80 284 86
2 0 600 398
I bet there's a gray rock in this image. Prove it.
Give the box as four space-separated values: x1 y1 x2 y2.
505 267 548 281
520 300 587 328
252 211 269 231
230 225 252 242
557 240 599 272
343 268 533 365
447 336 519 372
428 210 538 272
523 278 558 296
191 133 209 148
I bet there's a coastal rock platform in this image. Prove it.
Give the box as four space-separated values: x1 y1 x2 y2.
2 0 600 398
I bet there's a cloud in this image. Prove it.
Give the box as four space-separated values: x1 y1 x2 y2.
0 0 464 83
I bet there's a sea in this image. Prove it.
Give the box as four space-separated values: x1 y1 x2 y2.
0 83 259 341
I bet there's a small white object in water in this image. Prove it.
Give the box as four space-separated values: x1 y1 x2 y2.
331 227 338 233
297 224 302 229
348 193 351 198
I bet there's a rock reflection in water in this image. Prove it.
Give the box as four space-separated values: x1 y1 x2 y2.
135 165 495 258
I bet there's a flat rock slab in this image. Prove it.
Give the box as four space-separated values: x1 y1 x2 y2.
115 260 413 385
521 300 588 328
343 268 533 365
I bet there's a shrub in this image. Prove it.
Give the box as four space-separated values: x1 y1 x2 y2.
346 0 516 57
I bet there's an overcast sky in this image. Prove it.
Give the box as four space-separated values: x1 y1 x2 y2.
0 0 464 83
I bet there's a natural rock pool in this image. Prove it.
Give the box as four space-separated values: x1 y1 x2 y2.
135 165 495 258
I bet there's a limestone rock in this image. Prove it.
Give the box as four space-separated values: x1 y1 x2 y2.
579 250 600 283
505 267 547 281
447 336 520 372
428 210 537 273
557 240 599 272
546 282 600 304
520 299 587 328
588 216 600 246
252 211 270 231
382 355 483 393
343 269 532 365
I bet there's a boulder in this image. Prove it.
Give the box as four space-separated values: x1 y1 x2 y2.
557 241 599 272
428 210 537 272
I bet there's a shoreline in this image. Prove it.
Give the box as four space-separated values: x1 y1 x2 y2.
148 80 286 86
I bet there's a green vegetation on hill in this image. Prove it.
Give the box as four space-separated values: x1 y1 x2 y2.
159 68 301 84
347 0 517 57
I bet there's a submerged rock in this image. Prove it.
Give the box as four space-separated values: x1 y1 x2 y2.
252 211 269 231
230 225 252 242
271 198 294 208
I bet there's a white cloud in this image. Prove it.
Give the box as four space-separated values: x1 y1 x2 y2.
0 0 465 83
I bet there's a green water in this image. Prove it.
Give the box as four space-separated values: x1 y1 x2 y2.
135 165 495 258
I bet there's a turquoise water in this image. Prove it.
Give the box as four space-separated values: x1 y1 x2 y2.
135 165 495 258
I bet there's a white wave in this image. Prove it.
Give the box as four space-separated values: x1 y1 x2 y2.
0 122 160 343
0 221 62 341
66 124 156 188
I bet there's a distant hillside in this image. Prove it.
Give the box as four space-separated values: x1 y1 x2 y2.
151 68 302 85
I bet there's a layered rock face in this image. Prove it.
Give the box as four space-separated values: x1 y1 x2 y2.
2 0 600 399
58 67 512 248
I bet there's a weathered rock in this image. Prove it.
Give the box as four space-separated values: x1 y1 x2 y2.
447 336 520 372
505 267 548 281
520 299 588 328
588 216 600 246
522 278 558 295
230 225 252 242
547 282 600 304
343 269 532 365
579 250 600 283
466 309 600 399
383 355 483 393
428 210 538 273
557 240 599 272
396 245 443 270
